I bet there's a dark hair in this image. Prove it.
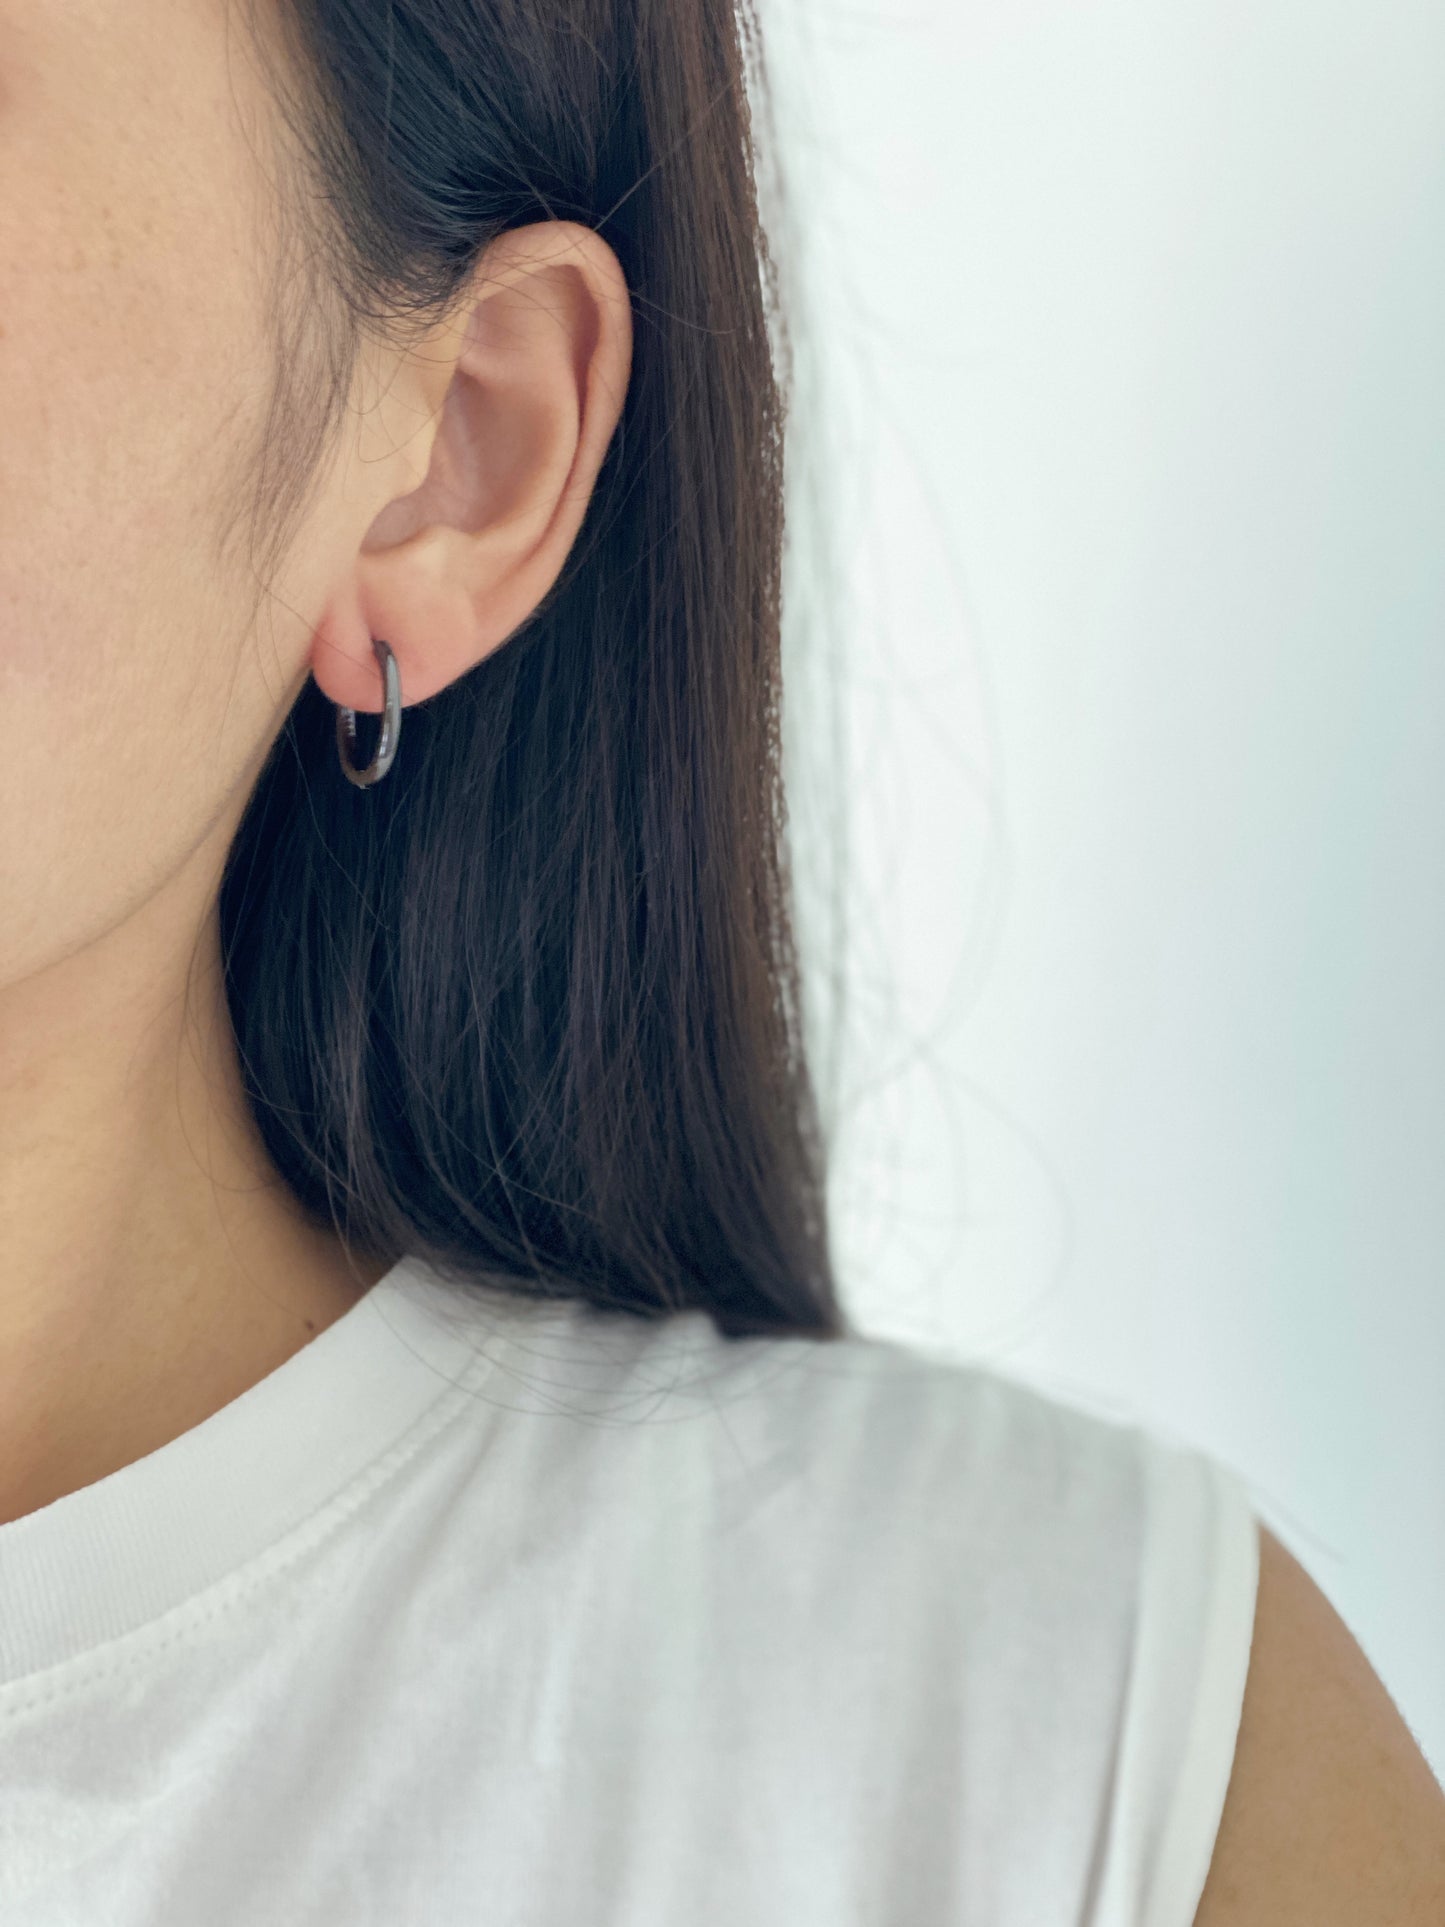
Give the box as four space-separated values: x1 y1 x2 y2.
211 0 850 1339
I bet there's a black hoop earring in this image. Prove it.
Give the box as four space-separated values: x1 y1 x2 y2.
335 637 402 788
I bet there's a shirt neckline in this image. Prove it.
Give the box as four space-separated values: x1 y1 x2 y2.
0 1254 512 1687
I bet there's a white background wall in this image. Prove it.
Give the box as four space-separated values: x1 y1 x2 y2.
766 0 1445 1778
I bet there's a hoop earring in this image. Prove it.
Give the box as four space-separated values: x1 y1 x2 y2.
335 637 402 788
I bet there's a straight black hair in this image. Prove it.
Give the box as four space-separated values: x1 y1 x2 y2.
213 0 850 1339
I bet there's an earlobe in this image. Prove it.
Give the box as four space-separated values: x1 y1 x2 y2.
310 221 632 714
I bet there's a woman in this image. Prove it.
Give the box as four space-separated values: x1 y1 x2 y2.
1 1 1440 1921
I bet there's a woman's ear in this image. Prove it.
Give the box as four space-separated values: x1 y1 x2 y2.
309 219 632 712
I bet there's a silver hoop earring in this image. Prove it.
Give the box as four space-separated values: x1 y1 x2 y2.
335 637 402 788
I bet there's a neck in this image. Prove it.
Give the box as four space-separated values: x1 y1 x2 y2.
0 829 387 1527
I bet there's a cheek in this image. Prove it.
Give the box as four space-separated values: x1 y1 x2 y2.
0 547 243 996
0 181 241 686
0 309 292 991
0 263 223 728
0 2 322 992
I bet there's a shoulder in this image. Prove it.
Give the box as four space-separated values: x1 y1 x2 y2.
475 1299 1166 1618
546 1309 1192 1697
589 1312 1158 1534
1194 1524 1445 1924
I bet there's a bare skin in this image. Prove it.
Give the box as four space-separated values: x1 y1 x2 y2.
0 0 631 1525
2 11 1442 1926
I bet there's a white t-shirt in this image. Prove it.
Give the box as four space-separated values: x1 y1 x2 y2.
0 1253 1259 1926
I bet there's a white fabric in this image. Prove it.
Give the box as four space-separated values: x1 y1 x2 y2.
0 1253 1259 1925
